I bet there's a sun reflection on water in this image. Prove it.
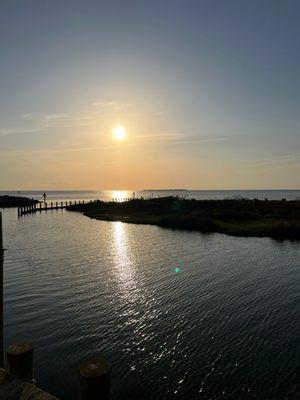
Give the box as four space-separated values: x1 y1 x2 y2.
112 190 132 202
113 221 138 300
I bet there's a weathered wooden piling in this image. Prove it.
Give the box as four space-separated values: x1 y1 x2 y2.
6 342 34 382
78 357 112 400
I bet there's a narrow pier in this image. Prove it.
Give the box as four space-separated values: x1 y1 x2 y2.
18 200 86 216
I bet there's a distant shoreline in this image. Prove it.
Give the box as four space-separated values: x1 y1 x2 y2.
0 195 39 208
68 197 300 240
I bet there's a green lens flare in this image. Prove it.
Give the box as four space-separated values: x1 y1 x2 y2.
174 267 180 273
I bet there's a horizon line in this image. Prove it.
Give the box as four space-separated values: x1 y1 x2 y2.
1 188 300 192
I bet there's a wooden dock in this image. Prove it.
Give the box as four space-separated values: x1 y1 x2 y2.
0 368 58 399
18 200 87 216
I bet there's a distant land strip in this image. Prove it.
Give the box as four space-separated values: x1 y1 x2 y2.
67 197 300 240
0 195 38 208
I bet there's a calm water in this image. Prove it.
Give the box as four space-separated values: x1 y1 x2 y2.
1 190 300 399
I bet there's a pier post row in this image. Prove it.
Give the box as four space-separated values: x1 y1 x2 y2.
17 199 93 216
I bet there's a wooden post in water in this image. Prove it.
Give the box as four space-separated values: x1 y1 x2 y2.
56 202 58 208
40 202 42 211
0 213 4 367
6 342 34 382
61 202 63 208
78 357 112 400
51 202 53 209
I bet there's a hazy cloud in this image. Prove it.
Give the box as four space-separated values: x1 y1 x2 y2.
91 101 134 109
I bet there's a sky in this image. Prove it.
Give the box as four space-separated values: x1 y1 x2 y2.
0 0 299 190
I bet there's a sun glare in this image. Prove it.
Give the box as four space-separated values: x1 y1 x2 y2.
112 126 126 141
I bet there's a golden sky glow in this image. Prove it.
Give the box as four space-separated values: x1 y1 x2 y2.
0 98 299 190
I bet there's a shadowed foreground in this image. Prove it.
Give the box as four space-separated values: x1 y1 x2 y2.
68 197 300 240
0 368 57 399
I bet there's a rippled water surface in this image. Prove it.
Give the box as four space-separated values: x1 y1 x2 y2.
1 191 300 399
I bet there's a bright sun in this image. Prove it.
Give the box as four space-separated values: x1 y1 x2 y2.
112 126 126 141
